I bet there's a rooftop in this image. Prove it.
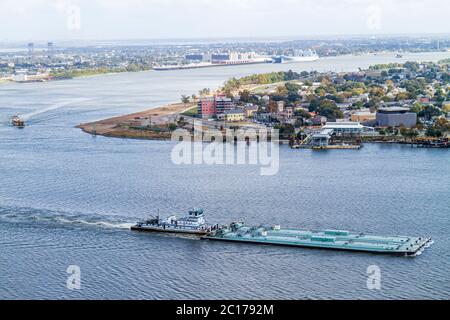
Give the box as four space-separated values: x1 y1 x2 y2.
323 122 365 129
378 107 411 113
225 109 245 115
313 128 334 138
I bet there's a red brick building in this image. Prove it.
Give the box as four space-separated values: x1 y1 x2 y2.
198 94 234 119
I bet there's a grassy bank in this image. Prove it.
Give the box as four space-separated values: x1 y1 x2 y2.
181 106 198 117
50 65 153 80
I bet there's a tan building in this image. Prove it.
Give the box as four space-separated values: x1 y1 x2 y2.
245 105 259 118
225 109 245 122
351 112 376 123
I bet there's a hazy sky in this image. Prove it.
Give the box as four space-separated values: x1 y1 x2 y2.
1 0 449 41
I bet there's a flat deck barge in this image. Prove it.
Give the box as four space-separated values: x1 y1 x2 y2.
203 222 432 256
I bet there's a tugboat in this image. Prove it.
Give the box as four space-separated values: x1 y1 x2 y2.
131 209 216 236
11 116 25 128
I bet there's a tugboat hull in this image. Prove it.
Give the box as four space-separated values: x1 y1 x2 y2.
131 208 211 236
131 225 209 236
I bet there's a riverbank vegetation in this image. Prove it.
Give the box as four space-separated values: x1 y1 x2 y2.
50 63 152 79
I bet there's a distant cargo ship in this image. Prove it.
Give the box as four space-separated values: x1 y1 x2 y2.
153 58 272 71
11 116 25 127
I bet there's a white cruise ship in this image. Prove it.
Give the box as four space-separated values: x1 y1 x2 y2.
274 49 319 63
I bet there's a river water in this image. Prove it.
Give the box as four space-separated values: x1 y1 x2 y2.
0 52 449 300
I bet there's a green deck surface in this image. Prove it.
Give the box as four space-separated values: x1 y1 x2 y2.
205 224 432 256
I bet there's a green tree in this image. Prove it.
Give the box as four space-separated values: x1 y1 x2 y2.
283 124 295 138
434 118 450 132
410 103 424 114
181 95 191 104
168 123 178 131
425 128 443 138
199 88 211 97
401 128 419 141
294 109 312 119
239 90 252 103
285 82 301 93
276 86 288 96
419 105 442 120
316 99 343 120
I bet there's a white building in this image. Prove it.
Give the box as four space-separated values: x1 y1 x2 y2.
322 122 374 134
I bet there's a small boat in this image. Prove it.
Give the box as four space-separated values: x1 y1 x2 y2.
11 116 25 127
396 53 403 58
131 208 216 236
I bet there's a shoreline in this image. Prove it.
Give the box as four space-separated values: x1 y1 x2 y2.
2 50 448 86
0 68 155 86
77 105 449 147
77 102 194 140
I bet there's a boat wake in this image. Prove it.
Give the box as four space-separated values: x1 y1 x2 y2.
0 206 135 231
6 98 93 124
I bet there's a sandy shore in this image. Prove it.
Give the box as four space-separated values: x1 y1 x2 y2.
77 102 194 140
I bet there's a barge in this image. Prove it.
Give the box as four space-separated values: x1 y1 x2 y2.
132 209 432 257
203 222 432 256
131 208 217 236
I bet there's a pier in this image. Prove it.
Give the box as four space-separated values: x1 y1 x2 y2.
292 122 370 150
410 138 450 149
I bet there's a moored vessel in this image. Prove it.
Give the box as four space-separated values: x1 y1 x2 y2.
153 58 271 71
273 49 319 63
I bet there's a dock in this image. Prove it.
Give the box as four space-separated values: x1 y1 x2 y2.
312 145 362 150
410 138 450 148
203 222 432 256
292 123 366 150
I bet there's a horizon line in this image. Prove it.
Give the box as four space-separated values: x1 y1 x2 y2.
1 32 450 46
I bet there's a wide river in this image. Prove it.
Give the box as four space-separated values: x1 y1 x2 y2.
1 52 449 299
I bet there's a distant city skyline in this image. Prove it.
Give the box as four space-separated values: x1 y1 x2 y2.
1 0 450 41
